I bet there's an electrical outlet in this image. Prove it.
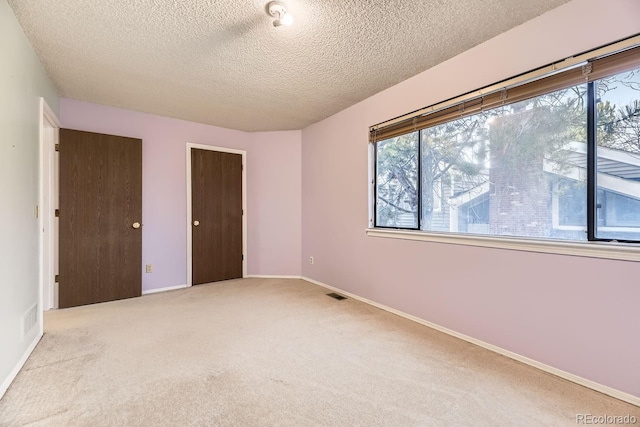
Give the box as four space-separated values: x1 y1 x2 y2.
146 264 152 273
309 256 314 265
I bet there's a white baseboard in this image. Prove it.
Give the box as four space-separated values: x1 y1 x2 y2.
245 275 303 279
0 332 43 400
142 284 187 295
301 276 640 408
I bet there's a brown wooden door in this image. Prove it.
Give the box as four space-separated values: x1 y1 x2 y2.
59 129 142 308
191 148 243 284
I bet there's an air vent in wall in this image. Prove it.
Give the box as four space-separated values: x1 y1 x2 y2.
23 303 38 339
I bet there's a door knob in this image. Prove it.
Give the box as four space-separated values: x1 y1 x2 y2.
193 220 200 226
132 222 141 229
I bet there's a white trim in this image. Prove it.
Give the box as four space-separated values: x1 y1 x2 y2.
245 275 303 279
300 276 640 407
39 98 60 319
598 173 640 200
544 159 640 200
142 284 188 295
566 140 640 168
599 226 640 233
186 143 247 287
366 228 640 262
368 144 375 228
0 332 43 400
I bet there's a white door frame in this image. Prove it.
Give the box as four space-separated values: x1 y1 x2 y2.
186 143 247 287
39 98 60 318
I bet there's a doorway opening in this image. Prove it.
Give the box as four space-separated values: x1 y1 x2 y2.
39 98 60 315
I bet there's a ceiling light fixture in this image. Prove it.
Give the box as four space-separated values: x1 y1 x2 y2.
267 1 293 27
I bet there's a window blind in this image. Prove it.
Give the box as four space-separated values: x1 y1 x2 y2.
370 41 640 144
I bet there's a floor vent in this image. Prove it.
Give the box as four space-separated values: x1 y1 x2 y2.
326 293 347 301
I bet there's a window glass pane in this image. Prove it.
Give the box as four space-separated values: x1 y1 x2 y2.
595 67 640 240
556 179 586 227
420 84 587 240
375 132 419 228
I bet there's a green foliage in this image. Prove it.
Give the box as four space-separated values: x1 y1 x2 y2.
598 99 640 152
376 133 418 226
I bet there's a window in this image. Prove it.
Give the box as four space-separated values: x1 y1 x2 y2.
371 41 640 244
375 132 419 228
595 68 640 240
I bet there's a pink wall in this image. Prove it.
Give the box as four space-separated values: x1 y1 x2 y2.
248 131 301 275
60 99 302 290
301 0 640 398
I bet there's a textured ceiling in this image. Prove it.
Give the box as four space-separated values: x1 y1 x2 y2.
9 0 570 132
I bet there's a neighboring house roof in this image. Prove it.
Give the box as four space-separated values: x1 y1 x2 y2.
450 141 640 207
562 141 640 180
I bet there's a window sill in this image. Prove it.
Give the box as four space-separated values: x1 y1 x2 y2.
365 228 640 262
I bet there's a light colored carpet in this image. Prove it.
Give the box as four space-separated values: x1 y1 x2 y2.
0 278 638 426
